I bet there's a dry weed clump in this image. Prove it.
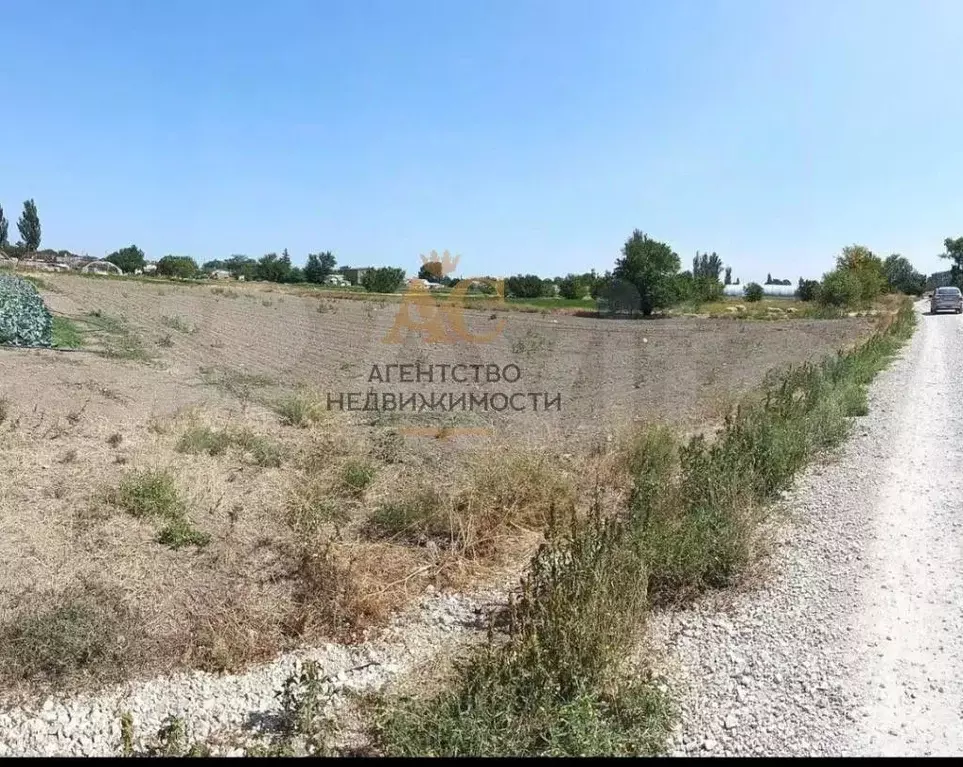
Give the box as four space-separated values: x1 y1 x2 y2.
283 539 423 642
0 579 137 689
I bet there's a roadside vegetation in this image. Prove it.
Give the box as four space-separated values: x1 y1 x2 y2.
373 299 916 756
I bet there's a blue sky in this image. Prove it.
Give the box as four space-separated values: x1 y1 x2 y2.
2 0 962 281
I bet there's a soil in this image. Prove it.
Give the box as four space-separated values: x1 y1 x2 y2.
0 273 879 698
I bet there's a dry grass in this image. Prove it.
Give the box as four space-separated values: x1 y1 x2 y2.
0 580 136 689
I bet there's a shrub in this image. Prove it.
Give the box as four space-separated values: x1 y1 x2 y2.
274 393 326 427
818 269 862 308
797 279 820 302
557 275 584 300
362 267 406 294
0 274 52 347
505 274 547 299
156 256 199 279
743 282 764 302
340 459 376 496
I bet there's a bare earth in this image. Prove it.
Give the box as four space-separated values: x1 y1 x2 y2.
0 273 878 699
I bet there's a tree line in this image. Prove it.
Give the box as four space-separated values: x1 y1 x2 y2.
593 231 928 315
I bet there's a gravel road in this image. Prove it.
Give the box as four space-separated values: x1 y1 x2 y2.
657 302 963 757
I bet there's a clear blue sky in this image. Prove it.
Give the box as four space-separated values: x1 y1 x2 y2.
2 0 962 281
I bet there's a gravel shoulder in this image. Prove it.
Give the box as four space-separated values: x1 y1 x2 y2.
656 302 963 757
0 585 507 756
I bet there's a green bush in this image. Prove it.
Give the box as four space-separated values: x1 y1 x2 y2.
0 274 52 347
362 267 406 294
818 269 862 308
797 279 820 302
156 256 199 279
743 282 764 302
557 275 584 300
505 274 547 299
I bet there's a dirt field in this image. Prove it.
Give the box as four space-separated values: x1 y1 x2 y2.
0 273 879 698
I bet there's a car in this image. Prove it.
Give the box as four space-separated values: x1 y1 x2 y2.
930 286 963 314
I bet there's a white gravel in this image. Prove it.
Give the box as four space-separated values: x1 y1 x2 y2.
656 302 963 757
0 586 502 756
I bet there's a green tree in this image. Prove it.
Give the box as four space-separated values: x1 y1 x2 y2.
0 205 8 247
17 199 41 252
692 251 723 281
418 261 442 282
304 251 336 283
105 244 146 274
940 237 963 289
589 270 611 299
361 266 405 293
224 255 257 280
156 255 199 279
797 278 820 302
558 274 584 299
505 274 545 299
743 282 764 302
818 269 862 308
612 230 681 315
836 244 886 303
724 266 732 285
883 254 925 296
256 252 291 282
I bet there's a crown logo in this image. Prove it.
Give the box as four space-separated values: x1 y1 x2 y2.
419 250 460 279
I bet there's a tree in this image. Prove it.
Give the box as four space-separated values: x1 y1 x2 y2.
612 230 681 316
304 251 336 284
836 244 886 303
724 266 732 285
0 205 7 247
361 266 405 293
884 254 925 296
505 274 546 299
105 244 146 274
256 252 292 282
692 251 723 281
744 282 764 302
940 237 963 289
589 270 611 299
418 262 442 282
224 255 257 280
558 274 584 299
17 199 41 252
156 255 199 279
765 273 772 285
818 269 861 308
797 278 820 302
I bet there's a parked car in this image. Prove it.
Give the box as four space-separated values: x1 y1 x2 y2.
930 286 963 314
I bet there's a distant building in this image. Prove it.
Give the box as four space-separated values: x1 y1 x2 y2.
339 267 371 286
210 269 232 280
